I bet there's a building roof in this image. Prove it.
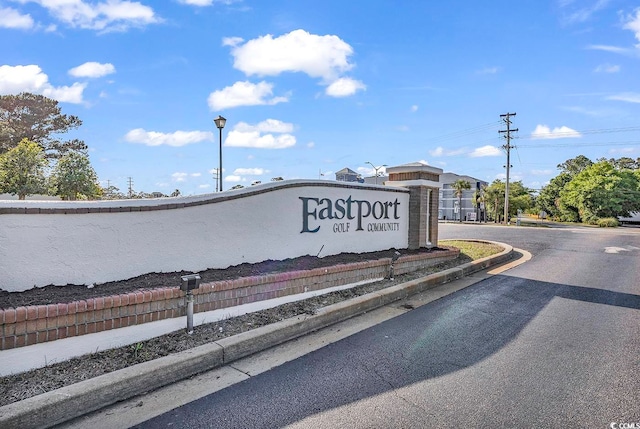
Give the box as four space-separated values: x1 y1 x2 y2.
335 167 358 175
386 163 443 175
440 172 487 185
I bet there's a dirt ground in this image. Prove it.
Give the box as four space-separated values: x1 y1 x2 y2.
0 246 474 407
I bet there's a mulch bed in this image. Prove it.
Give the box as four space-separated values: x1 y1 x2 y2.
0 247 447 310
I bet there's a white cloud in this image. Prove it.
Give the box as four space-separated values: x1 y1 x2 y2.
224 119 296 149
561 0 611 24
190 173 201 177
225 29 363 96
325 77 366 97
428 146 466 157
235 118 294 133
124 129 213 146
609 147 636 154
226 130 296 149
0 7 34 29
0 64 86 103
225 175 243 182
222 36 243 47
476 66 500 74
531 169 553 175
199 184 211 188
207 81 288 110
531 124 582 139
606 92 640 103
469 145 502 157
417 160 429 165
178 0 213 5
307 141 315 148
594 63 620 73
586 44 631 55
622 8 640 45
172 172 188 182
410 105 419 112
42 82 87 103
227 29 354 81
233 168 267 175
68 62 116 78
21 0 161 32
357 166 386 177
181 0 239 7
562 105 618 117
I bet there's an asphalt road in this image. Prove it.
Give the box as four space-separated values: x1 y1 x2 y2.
134 224 640 428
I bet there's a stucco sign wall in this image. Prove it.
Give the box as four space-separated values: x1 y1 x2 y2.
0 180 410 292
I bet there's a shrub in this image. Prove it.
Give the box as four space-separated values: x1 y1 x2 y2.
597 217 619 228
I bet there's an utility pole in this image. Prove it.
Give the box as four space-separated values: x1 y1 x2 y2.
127 177 134 198
499 113 518 225
212 169 219 192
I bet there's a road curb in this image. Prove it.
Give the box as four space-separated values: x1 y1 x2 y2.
0 241 514 429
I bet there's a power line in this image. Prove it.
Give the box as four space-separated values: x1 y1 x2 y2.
517 125 640 140
517 140 640 149
499 113 518 225
424 121 502 145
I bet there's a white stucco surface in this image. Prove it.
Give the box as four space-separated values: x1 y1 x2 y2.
1 180 409 292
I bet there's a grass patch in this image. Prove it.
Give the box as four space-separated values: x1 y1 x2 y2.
439 240 504 260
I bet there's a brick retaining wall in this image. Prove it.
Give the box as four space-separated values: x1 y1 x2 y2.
0 248 458 350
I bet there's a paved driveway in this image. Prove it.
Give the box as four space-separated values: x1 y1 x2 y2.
133 224 639 428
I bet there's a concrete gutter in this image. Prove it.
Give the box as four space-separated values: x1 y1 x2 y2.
0 241 514 429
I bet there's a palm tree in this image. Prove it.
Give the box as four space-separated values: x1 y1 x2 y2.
472 187 483 222
451 179 471 222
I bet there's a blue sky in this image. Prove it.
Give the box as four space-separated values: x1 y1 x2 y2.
1 0 639 195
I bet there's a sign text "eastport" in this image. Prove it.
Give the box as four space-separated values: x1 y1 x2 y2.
299 196 401 233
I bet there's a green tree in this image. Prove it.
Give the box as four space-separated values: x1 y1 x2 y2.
451 179 471 222
0 93 87 158
560 161 640 222
482 181 504 223
482 179 534 222
100 185 126 200
50 151 101 200
0 138 48 199
507 181 535 217
537 172 578 221
604 156 639 170
557 155 593 177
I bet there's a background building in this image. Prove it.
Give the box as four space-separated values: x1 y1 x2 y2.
334 168 361 182
438 172 487 221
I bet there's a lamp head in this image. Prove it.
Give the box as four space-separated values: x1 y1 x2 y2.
214 115 227 129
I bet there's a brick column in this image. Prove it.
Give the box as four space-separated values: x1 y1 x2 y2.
408 186 427 249
408 185 439 249
428 186 439 246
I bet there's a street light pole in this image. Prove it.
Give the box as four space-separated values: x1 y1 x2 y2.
365 161 387 185
214 115 226 192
